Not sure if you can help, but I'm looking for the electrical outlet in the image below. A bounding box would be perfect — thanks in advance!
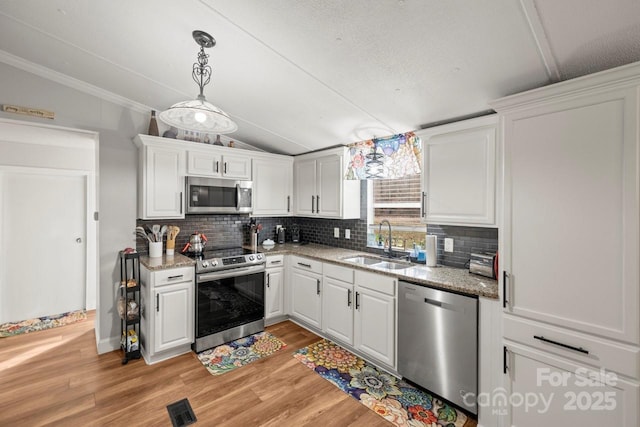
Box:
[345,229,351,239]
[444,238,454,253]
[334,227,340,238]
[276,224,282,231]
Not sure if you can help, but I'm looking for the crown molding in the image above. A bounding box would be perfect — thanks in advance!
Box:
[0,49,153,114]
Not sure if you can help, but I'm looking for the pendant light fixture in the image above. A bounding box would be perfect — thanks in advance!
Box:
[159,30,237,134]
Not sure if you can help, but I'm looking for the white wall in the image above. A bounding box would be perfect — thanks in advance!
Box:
[0,61,144,351]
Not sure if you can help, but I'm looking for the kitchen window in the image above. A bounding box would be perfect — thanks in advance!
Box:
[367,175,426,251]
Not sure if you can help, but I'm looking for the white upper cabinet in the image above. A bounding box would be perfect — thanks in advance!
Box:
[252,156,293,216]
[134,135,185,219]
[494,77,640,346]
[293,147,360,219]
[186,150,251,180]
[417,115,497,227]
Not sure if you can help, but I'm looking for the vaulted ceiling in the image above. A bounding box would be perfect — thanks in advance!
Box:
[1,0,639,154]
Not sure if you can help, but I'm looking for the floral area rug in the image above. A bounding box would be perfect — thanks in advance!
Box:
[294,339,474,427]
[0,309,87,337]
[196,331,286,376]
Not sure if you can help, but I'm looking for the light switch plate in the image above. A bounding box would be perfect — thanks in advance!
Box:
[444,238,454,252]
[334,227,340,238]
[345,229,351,239]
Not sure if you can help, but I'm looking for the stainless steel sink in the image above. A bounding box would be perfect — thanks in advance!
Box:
[371,261,412,270]
[342,256,382,266]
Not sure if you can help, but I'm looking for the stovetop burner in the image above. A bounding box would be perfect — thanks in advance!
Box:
[185,246,265,273]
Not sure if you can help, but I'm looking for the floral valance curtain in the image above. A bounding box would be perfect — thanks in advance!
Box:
[345,132,422,180]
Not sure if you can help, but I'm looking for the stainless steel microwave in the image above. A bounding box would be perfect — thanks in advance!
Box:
[185,177,252,214]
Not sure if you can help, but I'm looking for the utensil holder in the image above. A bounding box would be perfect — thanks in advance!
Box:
[149,241,163,258]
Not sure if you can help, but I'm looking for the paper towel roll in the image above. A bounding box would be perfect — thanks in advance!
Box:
[426,235,437,267]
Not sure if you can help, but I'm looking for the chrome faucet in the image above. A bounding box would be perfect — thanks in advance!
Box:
[379,219,393,258]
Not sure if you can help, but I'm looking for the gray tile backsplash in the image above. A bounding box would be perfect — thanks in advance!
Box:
[136,180,497,267]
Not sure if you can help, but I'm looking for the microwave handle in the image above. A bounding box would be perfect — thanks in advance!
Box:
[236,183,241,211]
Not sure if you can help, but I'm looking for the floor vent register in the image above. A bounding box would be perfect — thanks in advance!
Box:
[166,398,197,427]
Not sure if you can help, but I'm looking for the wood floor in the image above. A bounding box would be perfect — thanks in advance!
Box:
[0,312,393,426]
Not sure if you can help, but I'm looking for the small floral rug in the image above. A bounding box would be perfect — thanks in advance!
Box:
[196,331,286,376]
[0,309,87,338]
[294,339,475,427]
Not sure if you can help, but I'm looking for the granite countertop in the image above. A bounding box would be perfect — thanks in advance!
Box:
[139,252,196,270]
[258,242,498,299]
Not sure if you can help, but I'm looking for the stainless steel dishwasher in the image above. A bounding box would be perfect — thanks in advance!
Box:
[398,281,478,414]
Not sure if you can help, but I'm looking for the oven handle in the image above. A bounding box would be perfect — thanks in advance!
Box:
[198,265,265,282]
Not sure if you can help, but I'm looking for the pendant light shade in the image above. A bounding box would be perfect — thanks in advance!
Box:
[159,30,237,134]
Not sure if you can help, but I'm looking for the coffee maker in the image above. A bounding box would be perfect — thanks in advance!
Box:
[290,224,300,243]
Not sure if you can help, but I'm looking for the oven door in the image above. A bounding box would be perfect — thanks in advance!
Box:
[194,265,265,351]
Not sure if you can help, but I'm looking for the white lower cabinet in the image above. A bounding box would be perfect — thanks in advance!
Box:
[505,342,639,427]
[321,264,396,369]
[354,270,396,368]
[322,265,355,346]
[265,255,285,323]
[289,256,323,329]
[140,265,194,364]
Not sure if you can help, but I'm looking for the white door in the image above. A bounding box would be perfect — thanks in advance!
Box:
[221,154,251,179]
[290,268,322,328]
[294,158,317,215]
[0,171,86,323]
[355,287,395,367]
[154,282,193,353]
[505,343,639,426]
[322,277,354,345]
[317,155,341,217]
[265,267,284,320]
[253,158,292,216]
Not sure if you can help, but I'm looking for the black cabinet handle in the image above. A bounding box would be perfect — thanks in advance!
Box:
[179,192,183,215]
[216,161,219,173]
[316,195,319,212]
[167,275,183,280]
[287,195,290,212]
[297,262,311,268]
[347,289,352,307]
[224,162,228,174]
[311,195,315,213]
[533,335,589,354]
[503,271,509,308]
[271,260,282,265]
[503,346,508,374]
[266,273,270,288]
[316,279,321,295]
[156,294,159,312]
[355,291,360,309]
[421,191,426,217]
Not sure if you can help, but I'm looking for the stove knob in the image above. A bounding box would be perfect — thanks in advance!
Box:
[202,261,209,268]
[211,260,218,266]
[256,254,263,260]
[249,255,255,261]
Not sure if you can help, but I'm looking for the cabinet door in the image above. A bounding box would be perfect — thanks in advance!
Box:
[423,121,496,226]
[144,145,184,219]
[187,150,221,177]
[294,157,317,215]
[317,154,342,217]
[265,267,284,320]
[290,268,322,328]
[505,343,638,427]
[503,88,639,345]
[354,286,395,367]
[222,154,251,179]
[253,158,293,216]
[322,277,354,345]
[154,282,193,353]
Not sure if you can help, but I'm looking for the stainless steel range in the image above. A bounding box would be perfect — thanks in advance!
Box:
[187,247,266,352]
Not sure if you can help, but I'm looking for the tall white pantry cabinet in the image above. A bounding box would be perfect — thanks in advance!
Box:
[491,62,640,426]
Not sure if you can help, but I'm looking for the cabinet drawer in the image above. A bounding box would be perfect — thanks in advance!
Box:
[504,314,640,379]
[290,255,322,274]
[355,270,396,296]
[153,267,194,287]
[324,263,354,283]
[266,255,285,268]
